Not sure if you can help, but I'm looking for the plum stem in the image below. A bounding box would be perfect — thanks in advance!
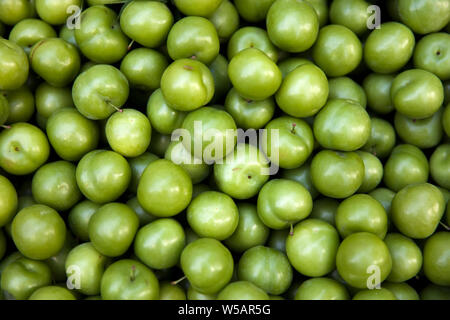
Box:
[106,100,123,113]
[128,40,135,51]
[289,223,294,236]
[130,265,136,282]
[440,221,450,231]
[190,55,197,60]
[171,276,187,286]
[291,123,296,134]
[1,125,10,129]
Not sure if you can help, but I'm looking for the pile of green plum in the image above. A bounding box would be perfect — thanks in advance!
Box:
[0,0,449,301]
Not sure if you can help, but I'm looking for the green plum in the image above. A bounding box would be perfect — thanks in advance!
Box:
[35,83,74,124]
[68,200,100,242]
[101,259,159,300]
[311,150,365,199]
[0,95,8,126]
[31,161,81,211]
[12,204,66,260]
[149,132,171,158]
[224,203,270,253]
[209,54,231,103]
[430,144,450,189]
[275,64,329,117]
[137,159,192,217]
[328,77,367,108]
[174,0,223,17]
[369,189,395,228]
[167,16,219,65]
[363,74,395,115]
[234,0,275,22]
[391,183,445,239]
[0,39,29,91]
[217,281,269,300]
[385,233,422,283]
[180,238,234,294]
[9,18,56,54]
[147,89,186,135]
[59,25,76,47]
[444,104,450,136]
[227,26,278,62]
[314,99,371,151]
[414,33,450,81]
[35,0,81,25]
[1,87,35,124]
[266,0,319,53]
[384,144,429,192]
[391,69,444,119]
[329,0,370,36]
[397,0,450,34]
[263,116,314,169]
[312,25,362,77]
[286,219,340,277]
[214,144,269,199]
[187,286,217,300]
[309,198,339,226]
[278,58,313,78]
[120,0,173,48]
[128,152,159,194]
[46,108,99,161]
[364,22,415,74]
[336,232,392,289]
[76,150,131,204]
[75,5,129,64]
[126,197,158,227]
[209,0,239,43]
[0,175,18,227]
[0,0,35,25]
[362,118,396,159]
[281,161,319,200]
[382,282,419,300]
[421,284,450,300]
[356,151,383,193]
[0,123,49,175]
[28,286,76,300]
[159,282,186,300]
[295,278,349,300]
[423,232,450,286]
[161,59,214,112]
[353,288,396,300]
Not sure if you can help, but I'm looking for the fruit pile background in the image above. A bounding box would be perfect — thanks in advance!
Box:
[0,0,449,301]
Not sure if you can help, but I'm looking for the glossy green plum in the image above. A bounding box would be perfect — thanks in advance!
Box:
[391,69,444,119]
[311,150,365,199]
[120,0,173,48]
[46,108,99,161]
[257,179,313,230]
[0,39,29,91]
[397,0,450,34]
[134,219,185,270]
[0,123,49,175]
[75,6,129,64]
[214,144,269,199]
[228,48,281,101]
[295,278,349,300]
[312,25,362,77]
[120,48,168,91]
[159,282,186,300]
[31,161,81,211]
[174,0,223,17]
[209,0,239,43]
[12,205,66,260]
[161,59,214,112]
[128,152,159,194]
[0,0,35,25]
[187,286,217,300]
[209,54,231,102]
[353,288,396,300]
[29,286,76,300]
[263,116,314,169]
[126,197,158,227]
[309,198,339,226]
[305,0,328,26]
[314,99,371,151]
[0,175,17,227]
[364,22,415,74]
[59,25,76,47]
[76,150,131,204]
[217,281,269,300]
[383,282,419,300]
[224,203,270,253]
[391,183,445,239]
[336,194,388,239]
[267,0,318,53]
[181,106,237,163]
[286,219,340,277]
[362,118,396,159]
[414,33,450,81]
[40,233,75,281]
[383,144,429,192]
[138,159,192,217]
[147,89,186,135]
[1,257,51,300]
[336,232,392,289]
[329,0,370,36]
[227,27,278,62]
[1,87,35,124]
[430,144,450,189]
[167,17,219,65]
[363,74,395,115]
[149,132,171,158]
[224,88,275,130]
[65,242,109,296]
[9,19,56,54]
[101,259,159,300]
[35,0,81,25]
[68,200,100,242]
[238,246,292,295]
[328,77,367,108]
[356,151,383,193]
[165,141,210,184]
[278,58,312,78]
[35,83,74,124]
[234,0,275,22]
[276,64,328,117]
[421,284,450,300]
[385,233,422,283]
[394,109,443,149]
[281,161,319,200]
[423,232,450,286]
[181,238,234,294]
[73,64,129,120]
[187,191,238,240]
[106,109,151,158]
